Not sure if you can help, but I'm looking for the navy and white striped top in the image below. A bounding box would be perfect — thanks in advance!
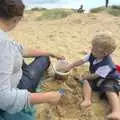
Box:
[82,53,120,79]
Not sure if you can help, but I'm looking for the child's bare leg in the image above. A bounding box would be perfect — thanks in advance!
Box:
[80,80,92,107]
[106,91,120,120]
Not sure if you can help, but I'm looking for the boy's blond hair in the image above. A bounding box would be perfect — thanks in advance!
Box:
[92,34,116,54]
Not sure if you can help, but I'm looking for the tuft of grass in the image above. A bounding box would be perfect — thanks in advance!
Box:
[90,6,105,13]
[36,9,73,21]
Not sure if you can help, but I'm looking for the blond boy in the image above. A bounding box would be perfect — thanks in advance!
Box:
[65,34,120,120]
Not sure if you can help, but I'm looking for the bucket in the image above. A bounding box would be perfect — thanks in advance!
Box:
[52,60,71,80]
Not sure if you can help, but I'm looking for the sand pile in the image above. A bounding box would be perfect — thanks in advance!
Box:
[35,67,109,120]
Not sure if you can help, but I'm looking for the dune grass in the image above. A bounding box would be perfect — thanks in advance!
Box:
[108,5,120,16]
[31,7,47,11]
[90,5,120,17]
[90,6,105,13]
[36,9,73,21]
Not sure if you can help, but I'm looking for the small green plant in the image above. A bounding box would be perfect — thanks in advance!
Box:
[36,9,73,21]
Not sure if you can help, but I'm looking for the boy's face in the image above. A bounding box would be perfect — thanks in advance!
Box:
[91,45,107,59]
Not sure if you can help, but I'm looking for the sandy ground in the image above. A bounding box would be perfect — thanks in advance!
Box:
[11,11,120,120]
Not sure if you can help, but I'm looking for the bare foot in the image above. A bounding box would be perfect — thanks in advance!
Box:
[107,112,120,120]
[80,100,91,108]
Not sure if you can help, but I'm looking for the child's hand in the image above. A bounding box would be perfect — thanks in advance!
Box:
[47,91,62,104]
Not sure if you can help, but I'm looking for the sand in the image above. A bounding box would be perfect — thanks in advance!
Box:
[11,11,120,120]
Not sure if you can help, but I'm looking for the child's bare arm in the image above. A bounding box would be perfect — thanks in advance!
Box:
[71,59,86,68]
[64,59,86,72]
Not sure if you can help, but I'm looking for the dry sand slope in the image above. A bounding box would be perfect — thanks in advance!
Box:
[11,11,120,120]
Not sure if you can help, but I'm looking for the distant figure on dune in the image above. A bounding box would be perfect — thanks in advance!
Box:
[105,0,109,8]
[77,5,84,13]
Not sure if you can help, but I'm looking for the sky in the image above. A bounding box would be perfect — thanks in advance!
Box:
[23,0,120,10]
